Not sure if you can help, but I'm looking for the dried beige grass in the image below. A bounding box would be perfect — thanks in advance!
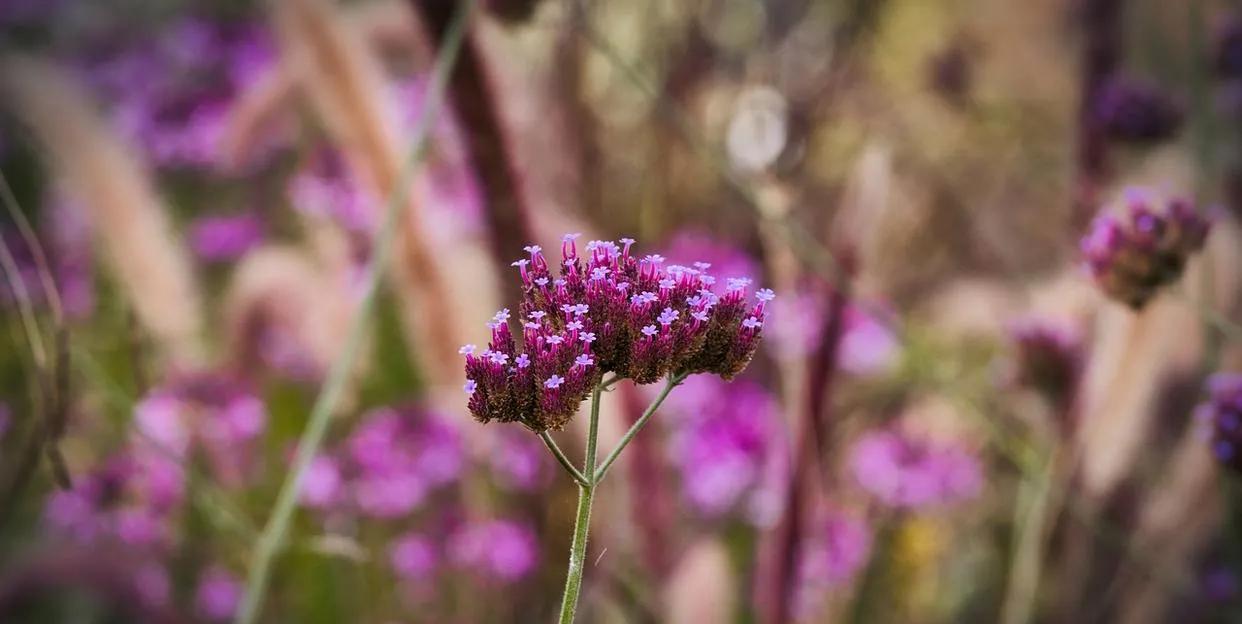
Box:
[664,538,737,624]
[222,243,359,383]
[270,0,483,389]
[1,55,203,365]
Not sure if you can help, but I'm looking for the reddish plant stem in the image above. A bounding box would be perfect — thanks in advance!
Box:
[1075,0,1125,227]
[620,382,675,578]
[410,0,535,299]
[756,284,849,624]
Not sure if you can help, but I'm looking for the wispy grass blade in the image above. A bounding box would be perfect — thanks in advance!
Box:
[235,2,476,622]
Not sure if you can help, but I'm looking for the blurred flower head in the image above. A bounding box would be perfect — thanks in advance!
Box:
[1093,76,1183,145]
[44,455,176,550]
[194,566,242,622]
[465,235,771,431]
[1197,373,1242,472]
[188,213,265,263]
[339,405,464,518]
[1008,318,1083,408]
[390,532,440,582]
[793,509,872,619]
[849,429,983,510]
[1081,188,1210,308]
[74,16,280,170]
[448,519,539,583]
[134,374,267,488]
[666,375,786,522]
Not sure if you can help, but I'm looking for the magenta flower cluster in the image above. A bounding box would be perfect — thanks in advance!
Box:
[464,234,773,431]
[1197,373,1242,472]
[1009,319,1082,407]
[1081,189,1211,308]
[849,429,983,509]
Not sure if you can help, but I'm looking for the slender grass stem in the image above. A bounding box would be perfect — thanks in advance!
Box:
[540,430,589,487]
[593,372,683,484]
[234,3,474,622]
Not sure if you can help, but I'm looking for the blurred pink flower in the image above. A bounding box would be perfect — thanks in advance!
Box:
[195,566,243,622]
[390,532,439,581]
[793,509,872,618]
[666,375,788,524]
[188,213,265,263]
[342,406,464,518]
[299,455,343,510]
[448,519,539,583]
[488,428,550,492]
[849,429,983,509]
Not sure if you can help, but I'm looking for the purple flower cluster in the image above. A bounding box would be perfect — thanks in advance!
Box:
[389,519,540,588]
[44,454,178,550]
[300,406,464,518]
[1009,319,1082,406]
[194,566,243,622]
[75,17,278,170]
[465,235,772,431]
[1081,189,1211,308]
[1092,76,1183,144]
[1197,373,1242,472]
[665,375,787,522]
[188,212,265,263]
[849,429,983,510]
[793,510,872,618]
[133,375,267,488]
[446,519,540,583]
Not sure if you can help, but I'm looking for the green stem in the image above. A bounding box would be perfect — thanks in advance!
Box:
[540,430,589,487]
[557,381,604,623]
[593,372,683,484]
[234,3,474,623]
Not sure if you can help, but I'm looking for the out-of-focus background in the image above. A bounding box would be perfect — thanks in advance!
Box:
[1,0,1241,622]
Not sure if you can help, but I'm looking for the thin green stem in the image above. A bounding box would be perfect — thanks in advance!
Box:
[557,381,605,623]
[540,430,589,487]
[234,3,474,623]
[593,372,684,484]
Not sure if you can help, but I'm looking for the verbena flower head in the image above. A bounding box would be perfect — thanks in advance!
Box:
[1009,318,1083,409]
[1081,189,1211,308]
[465,235,771,431]
[1197,373,1242,472]
[1093,76,1184,144]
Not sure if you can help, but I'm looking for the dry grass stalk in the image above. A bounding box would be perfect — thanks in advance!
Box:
[1,55,204,366]
[270,0,470,389]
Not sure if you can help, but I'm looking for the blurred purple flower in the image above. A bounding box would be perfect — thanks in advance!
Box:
[1,194,95,318]
[390,532,439,581]
[189,213,265,263]
[839,304,900,376]
[488,428,550,491]
[850,429,983,510]
[661,231,759,287]
[1217,16,1242,79]
[44,455,174,549]
[288,147,377,235]
[1082,189,1211,308]
[195,566,243,622]
[793,510,872,618]
[133,374,267,488]
[393,78,485,230]
[133,562,172,610]
[666,375,787,523]
[299,455,343,510]
[343,406,464,518]
[1009,318,1083,408]
[1197,373,1242,472]
[74,17,279,170]
[448,519,539,583]
[1093,75,1183,144]
[1202,566,1240,603]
